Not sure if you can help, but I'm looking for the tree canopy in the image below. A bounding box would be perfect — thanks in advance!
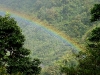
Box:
[77,27,100,75]
[0,14,41,75]
[77,3,100,75]
[91,4,100,22]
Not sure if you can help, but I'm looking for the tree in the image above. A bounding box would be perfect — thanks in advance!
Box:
[59,50,78,75]
[90,4,100,22]
[77,4,100,75]
[77,27,100,75]
[0,14,41,75]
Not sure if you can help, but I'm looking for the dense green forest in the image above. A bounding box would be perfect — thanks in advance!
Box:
[0,0,100,75]
[0,0,99,40]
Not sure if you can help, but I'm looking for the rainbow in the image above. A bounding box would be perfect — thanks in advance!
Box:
[0,6,84,52]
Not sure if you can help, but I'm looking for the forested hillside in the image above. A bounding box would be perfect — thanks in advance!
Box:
[0,0,100,74]
[0,0,99,40]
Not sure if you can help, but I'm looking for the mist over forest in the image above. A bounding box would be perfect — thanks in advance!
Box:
[0,0,100,75]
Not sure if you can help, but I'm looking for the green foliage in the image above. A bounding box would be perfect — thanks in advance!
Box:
[76,4,100,75]
[0,0,100,74]
[91,4,100,22]
[59,50,78,75]
[0,0,99,39]
[77,27,100,75]
[60,67,77,75]
[41,66,60,75]
[0,15,41,75]
[0,0,99,66]
[88,27,100,42]
[59,3,100,75]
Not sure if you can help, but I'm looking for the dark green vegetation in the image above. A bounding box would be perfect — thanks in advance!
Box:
[91,4,100,22]
[77,4,100,75]
[61,27,100,75]
[60,4,100,75]
[0,0,100,75]
[0,15,41,75]
[78,28,100,75]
